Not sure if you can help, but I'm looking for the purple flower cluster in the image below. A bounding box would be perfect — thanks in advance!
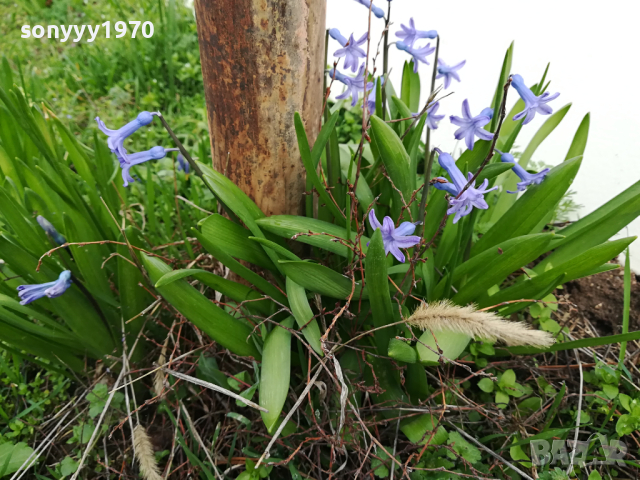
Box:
[353,0,385,18]
[437,59,466,89]
[510,74,560,125]
[328,65,374,108]
[325,8,563,229]
[96,113,178,187]
[432,149,497,224]
[450,100,494,151]
[396,41,436,73]
[395,18,437,48]
[17,270,72,305]
[329,29,368,72]
[497,150,550,193]
[367,210,421,263]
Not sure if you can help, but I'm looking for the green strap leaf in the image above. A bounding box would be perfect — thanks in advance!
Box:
[472,156,582,256]
[453,234,555,305]
[565,113,590,161]
[539,179,640,268]
[369,115,415,221]
[143,254,261,359]
[157,269,273,316]
[249,237,300,261]
[294,112,345,225]
[256,215,369,258]
[491,103,572,221]
[365,229,395,353]
[534,236,636,282]
[200,214,277,271]
[260,317,294,433]
[504,330,640,356]
[400,61,421,112]
[285,278,323,355]
[278,260,367,300]
[192,228,287,305]
[197,162,283,273]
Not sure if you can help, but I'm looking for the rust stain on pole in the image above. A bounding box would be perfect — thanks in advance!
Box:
[195,0,326,216]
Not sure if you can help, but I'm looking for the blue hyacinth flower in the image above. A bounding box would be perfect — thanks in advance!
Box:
[36,216,66,245]
[497,150,550,193]
[367,210,421,263]
[437,59,466,89]
[366,77,385,113]
[450,100,494,151]
[95,111,158,161]
[119,146,179,187]
[176,153,190,174]
[329,29,368,72]
[510,74,560,125]
[354,0,385,18]
[425,102,445,130]
[396,41,436,73]
[432,177,459,196]
[434,149,497,224]
[395,18,437,48]
[17,270,72,305]
[328,64,374,107]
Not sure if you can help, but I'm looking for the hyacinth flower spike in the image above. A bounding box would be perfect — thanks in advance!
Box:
[120,147,180,187]
[17,270,72,305]
[328,65,374,107]
[367,210,421,263]
[497,150,550,193]
[353,0,385,18]
[176,153,190,175]
[425,102,445,130]
[436,59,466,89]
[95,111,158,161]
[510,74,560,125]
[435,148,497,224]
[396,41,436,73]
[37,216,66,246]
[366,77,386,114]
[431,177,459,196]
[395,18,437,48]
[329,29,368,72]
[449,100,494,151]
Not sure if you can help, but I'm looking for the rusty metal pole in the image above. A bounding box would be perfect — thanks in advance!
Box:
[194,0,326,217]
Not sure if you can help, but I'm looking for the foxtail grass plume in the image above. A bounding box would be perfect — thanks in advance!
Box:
[133,425,162,480]
[153,338,169,398]
[407,300,555,348]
